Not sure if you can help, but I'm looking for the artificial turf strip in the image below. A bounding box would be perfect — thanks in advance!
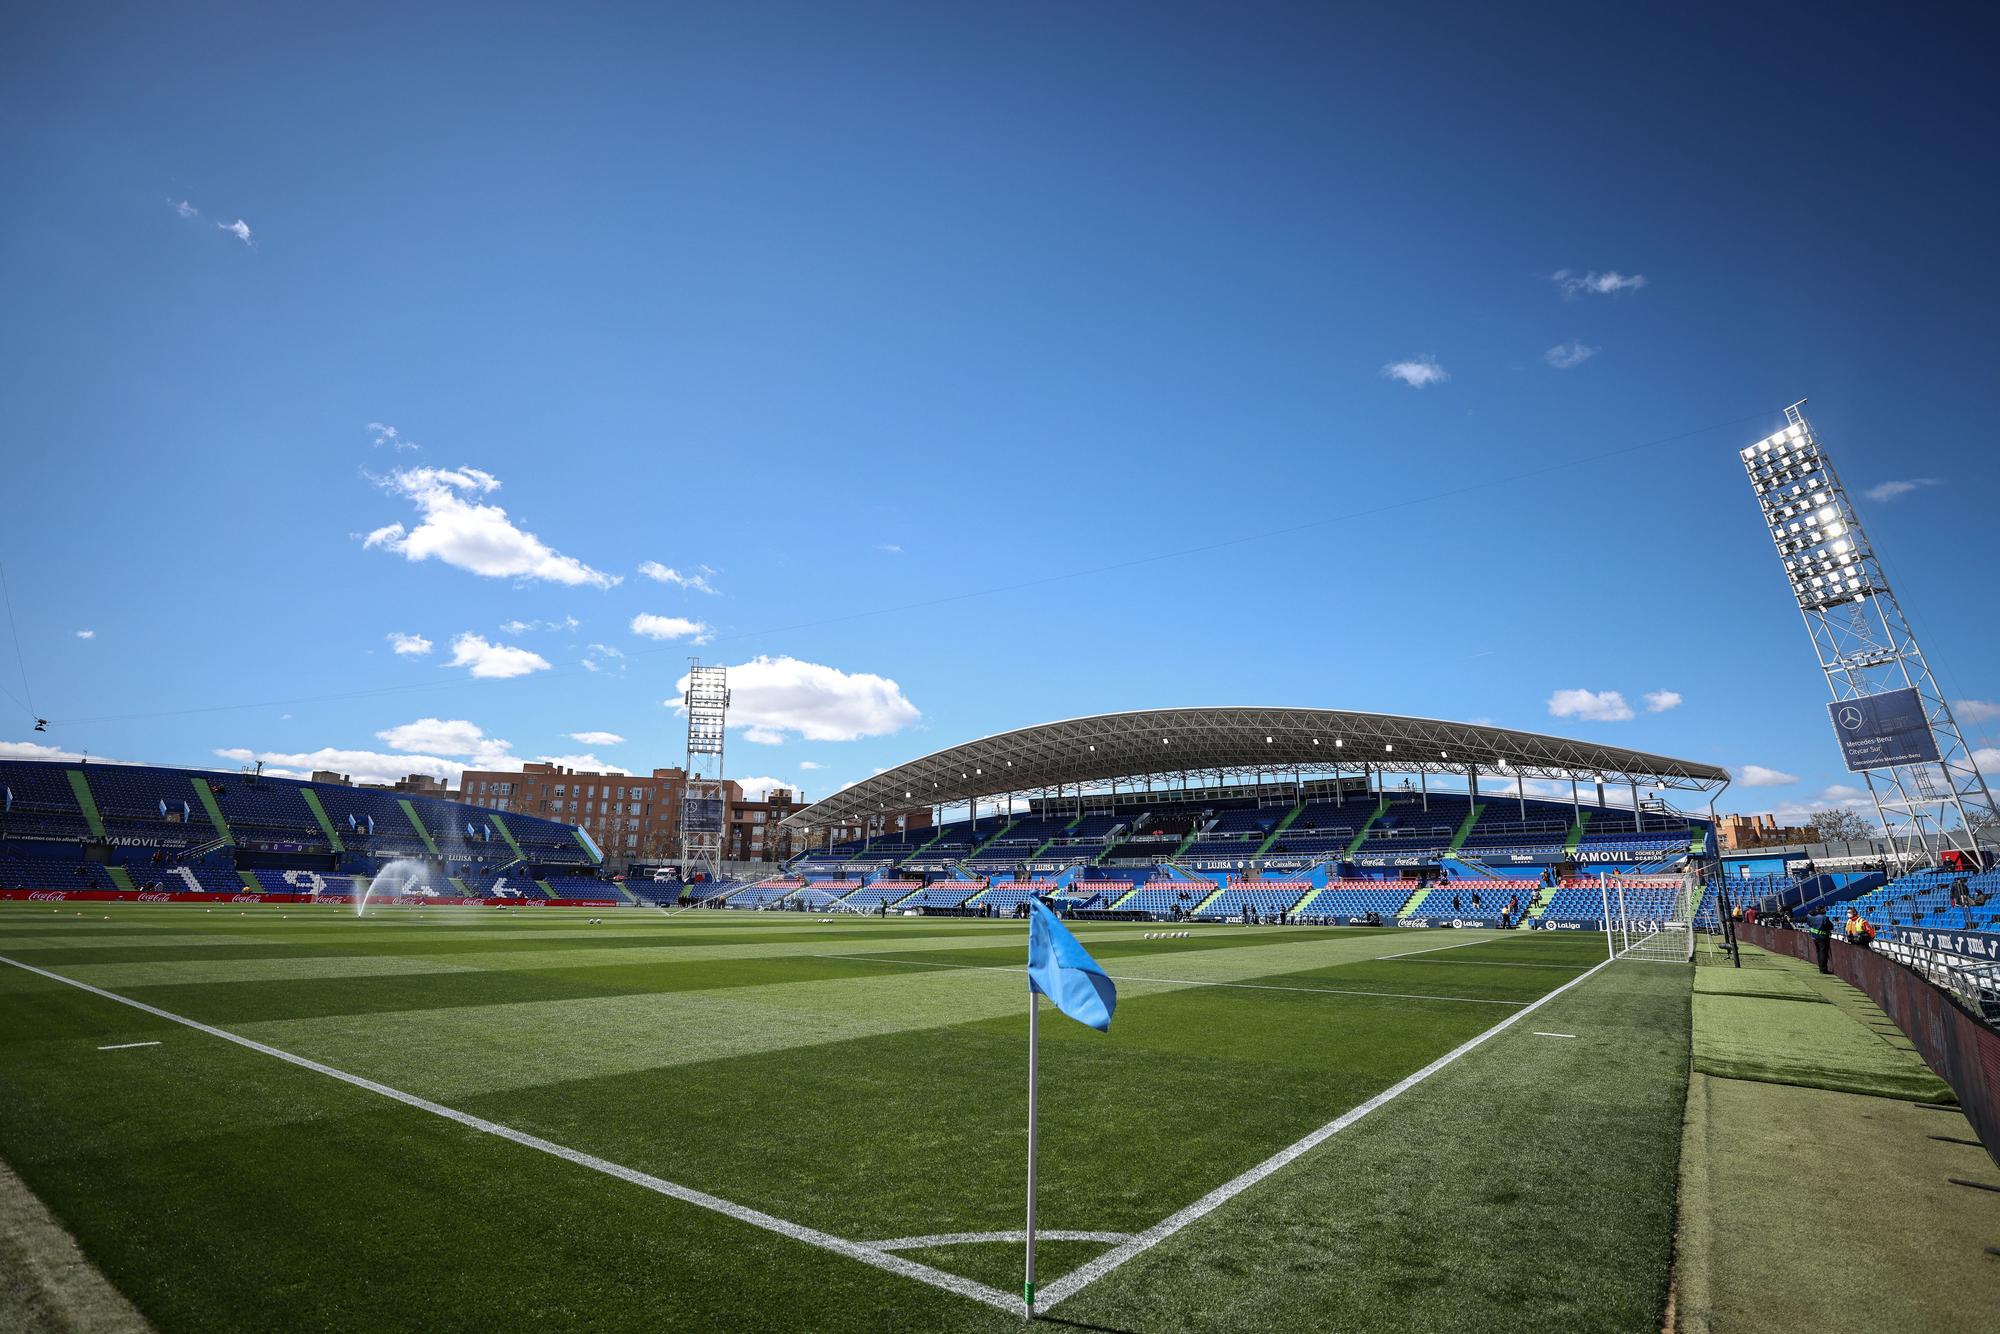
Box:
[1674,1074,2000,1334]
[1689,948,1953,1104]
[1048,962,1695,1334]
[0,906,1656,1331]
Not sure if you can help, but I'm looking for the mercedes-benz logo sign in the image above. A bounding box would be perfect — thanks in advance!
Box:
[1837,705,1865,730]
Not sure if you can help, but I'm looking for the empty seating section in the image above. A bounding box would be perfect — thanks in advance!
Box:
[1540,878,1683,924]
[1304,881,1419,918]
[1118,886,1205,915]
[541,875,618,900]
[903,882,981,908]
[976,884,1055,912]
[0,859,119,891]
[993,814,1070,842]
[84,766,203,837]
[842,880,923,908]
[1194,883,1312,919]
[1416,882,1522,917]
[211,781,322,841]
[1181,833,1263,860]
[124,862,243,893]
[1577,831,1689,859]
[729,878,807,907]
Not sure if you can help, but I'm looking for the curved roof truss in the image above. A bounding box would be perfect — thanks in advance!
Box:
[786,706,1730,829]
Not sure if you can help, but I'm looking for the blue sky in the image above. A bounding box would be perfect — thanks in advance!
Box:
[3,2,1996,821]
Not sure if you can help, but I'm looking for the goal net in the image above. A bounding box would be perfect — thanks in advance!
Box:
[1600,873,1698,964]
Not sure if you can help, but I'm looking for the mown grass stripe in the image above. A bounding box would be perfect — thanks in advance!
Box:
[823,953,1529,1007]
[0,951,1022,1315]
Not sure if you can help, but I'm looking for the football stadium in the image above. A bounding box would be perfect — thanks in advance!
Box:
[7,8,2000,1334]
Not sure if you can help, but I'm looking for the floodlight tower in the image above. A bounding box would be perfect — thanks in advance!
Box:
[1740,401,1998,865]
[679,659,730,883]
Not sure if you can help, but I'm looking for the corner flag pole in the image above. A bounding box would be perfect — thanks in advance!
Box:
[1024,990,1039,1317]
[1024,992,1040,1312]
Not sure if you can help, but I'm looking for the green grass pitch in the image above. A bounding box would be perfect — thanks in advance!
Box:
[0,904,1691,1331]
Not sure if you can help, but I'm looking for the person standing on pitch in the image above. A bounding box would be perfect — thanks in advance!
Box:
[1810,907,1834,974]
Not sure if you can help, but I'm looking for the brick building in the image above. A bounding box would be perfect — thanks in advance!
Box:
[456,762,740,869]
[726,787,803,864]
[1717,812,1817,850]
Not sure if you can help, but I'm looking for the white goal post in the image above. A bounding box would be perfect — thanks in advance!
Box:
[1599,872,1698,964]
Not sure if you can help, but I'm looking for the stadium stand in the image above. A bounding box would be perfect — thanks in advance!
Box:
[0,759,602,900]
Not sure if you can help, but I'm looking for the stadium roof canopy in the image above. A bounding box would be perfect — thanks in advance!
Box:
[785,706,1730,828]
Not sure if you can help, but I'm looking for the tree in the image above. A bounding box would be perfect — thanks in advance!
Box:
[1809,809,1874,844]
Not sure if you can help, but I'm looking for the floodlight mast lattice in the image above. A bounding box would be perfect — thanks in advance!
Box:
[679,660,730,884]
[1740,401,1998,865]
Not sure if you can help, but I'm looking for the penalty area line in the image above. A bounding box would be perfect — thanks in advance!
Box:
[0,952,1020,1316]
[1032,954,1616,1312]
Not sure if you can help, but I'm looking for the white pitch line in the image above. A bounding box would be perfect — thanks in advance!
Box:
[1397,958,1583,970]
[96,1041,161,1051]
[1532,1031,1577,1039]
[1033,955,1614,1311]
[866,1230,1132,1251]
[1374,933,1526,960]
[0,953,1020,1315]
[820,953,1527,1008]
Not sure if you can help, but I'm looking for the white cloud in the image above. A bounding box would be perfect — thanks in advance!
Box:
[1862,478,1941,502]
[171,199,199,219]
[672,655,920,743]
[743,726,786,745]
[1771,783,1880,824]
[447,632,551,680]
[367,422,419,451]
[75,629,95,640]
[1552,269,1645,296]
[567,731,625,747]
[638,561,720,595]
[1,739,133,764]
[1956,699,2000,724]
[374,717,511,761]
[1973,747,2000,775]
[581,643,626,675]
[1547,688,1635,722]
[630,613,711,643]
[1735,764,1800,787]
[535,753,627,774]
[1544,341,1597,369]
[1381,355,1449,389]
[875,543,903,555]
[214,744,515,787]
[799,760,824,770]
[364,464,618,588]
[734,775,791,800]
[499,615,580,634]
[218,219,253,245]
[1642,690,1683,713]
[387,631,433,656]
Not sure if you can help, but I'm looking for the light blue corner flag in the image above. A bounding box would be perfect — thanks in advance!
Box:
[1026,898,1116,1032]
